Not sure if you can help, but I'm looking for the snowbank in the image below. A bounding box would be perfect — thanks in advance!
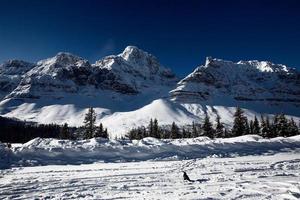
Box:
[2,135,300,169]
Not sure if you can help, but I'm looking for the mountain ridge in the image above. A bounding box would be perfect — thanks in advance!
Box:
[0,47,299,137]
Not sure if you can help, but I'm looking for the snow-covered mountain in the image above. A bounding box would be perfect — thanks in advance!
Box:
[4,46,176,100]
[0,48,299,137]
[171,57,300,104]
[169,57,300,126]
[0,46,179,130]
[0,60,35,99]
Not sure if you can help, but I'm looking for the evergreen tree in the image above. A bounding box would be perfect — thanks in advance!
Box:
[273,113,289,137]
[95,123,108,138]
[232,107,248,137]
[149,119,154,137]
[104,128,108,138]
[252,116,260,135]
[170,122,179,139]
[182,127,188,138]
[202,114,214,138]
[128,128,137,140]
[95,123,103,137]
[260,115,266,137]
[215,114,224,138]
[59,123,70,139]
[224,129,229,138]
[261,115,274,138]
[287,118,299,137]
[140,126,147,138]
[249,120,254,135]
[83,107,97,139]
[191,121,198,138]
[153,118,159,138]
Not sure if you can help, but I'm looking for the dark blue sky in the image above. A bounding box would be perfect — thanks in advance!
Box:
[0,0,299,76]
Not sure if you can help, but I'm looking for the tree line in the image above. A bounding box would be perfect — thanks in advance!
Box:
[1,106,299,143]
[0,107,108,143]
[127,107,300,140]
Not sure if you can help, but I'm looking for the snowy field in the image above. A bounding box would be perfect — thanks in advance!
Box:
[0,135,300,199]
[0,152,300,199]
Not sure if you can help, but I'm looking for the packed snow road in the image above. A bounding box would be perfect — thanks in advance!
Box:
[0,152,300,200]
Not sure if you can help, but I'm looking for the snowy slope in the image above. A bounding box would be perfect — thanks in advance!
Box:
[1,135,300,168]
[1,153,299,199]
[1,136,300,199]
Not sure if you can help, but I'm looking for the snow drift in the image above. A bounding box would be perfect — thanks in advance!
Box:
[1,135,300,169]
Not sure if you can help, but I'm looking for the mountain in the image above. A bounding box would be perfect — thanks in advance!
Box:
[0,60,35,99]
[169,57,300,126]
[0,48,299,137]
[4,47,176,101]
[171,57,300,104]
[0,46,179,130]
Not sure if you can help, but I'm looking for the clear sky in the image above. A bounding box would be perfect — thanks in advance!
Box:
[0,0,299,76]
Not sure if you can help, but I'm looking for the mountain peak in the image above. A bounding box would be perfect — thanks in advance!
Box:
[37,52,88,68]
[53,52,83,63]
[120,46,158,64]
[121,46,145,58]
[202,57,295,74]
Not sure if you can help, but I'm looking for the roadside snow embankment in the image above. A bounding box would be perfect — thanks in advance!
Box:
[2,135,300,169]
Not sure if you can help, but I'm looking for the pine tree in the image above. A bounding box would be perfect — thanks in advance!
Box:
[104,128,108,138]
[232,107,248,137]
[252,116,260,135]
[265,116,272,138]
[260,115,266,137]
[59,123,70,139]
[95,123,108,138]
[287,118,298,137]
[95,123,103,138]
[260,115,271,137]
[249,120,254,135]
[182,128,188,138]
[202,114,214,139]
[191,121,198,138]
[215,114,224,138]
[273,113,289,137]
[149,119,154,137]
[224,128,229,138]
[153,118,159,138]
[141,126,147,138]
[170,122,179,139]
[83,107,97,139]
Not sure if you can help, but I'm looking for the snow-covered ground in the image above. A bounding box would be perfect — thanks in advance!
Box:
[0,135,300,199]
[0,152,299,199]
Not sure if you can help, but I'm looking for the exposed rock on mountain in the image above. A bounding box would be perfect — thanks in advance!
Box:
[171,57,300,104]
[0,60,35,99]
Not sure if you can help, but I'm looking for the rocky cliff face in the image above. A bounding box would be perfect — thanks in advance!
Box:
[170,57,300,105]
[0,60,35,99]
[2,46,177,100]
[93,46,176,94]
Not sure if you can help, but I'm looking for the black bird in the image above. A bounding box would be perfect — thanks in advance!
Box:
[183,171,192,182]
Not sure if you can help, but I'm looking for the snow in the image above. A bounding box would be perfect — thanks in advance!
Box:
[0,47,299,137]
[1,135,300,169]
[0,149,299,199]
